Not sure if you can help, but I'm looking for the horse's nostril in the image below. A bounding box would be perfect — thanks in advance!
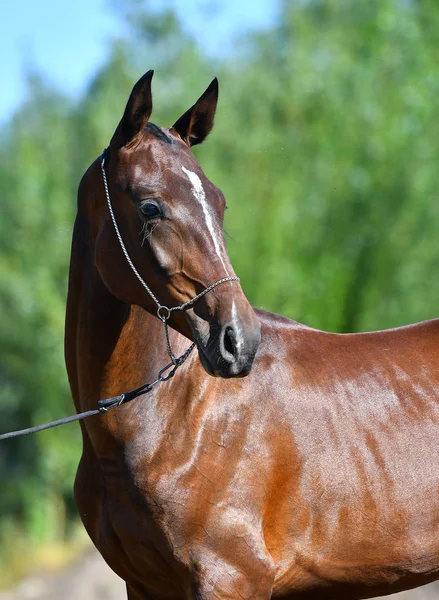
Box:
[223,326,238,358]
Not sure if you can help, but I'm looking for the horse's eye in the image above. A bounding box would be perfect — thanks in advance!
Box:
[139,201,161,220]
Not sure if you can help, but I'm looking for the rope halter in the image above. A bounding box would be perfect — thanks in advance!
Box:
[100,148,240,366]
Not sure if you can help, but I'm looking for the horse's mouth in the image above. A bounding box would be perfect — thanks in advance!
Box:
[196,344,218,376]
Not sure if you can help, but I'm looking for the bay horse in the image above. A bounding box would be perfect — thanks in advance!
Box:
[65,70,439,600]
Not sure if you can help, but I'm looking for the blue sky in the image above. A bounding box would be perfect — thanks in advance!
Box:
[0,0,279,123]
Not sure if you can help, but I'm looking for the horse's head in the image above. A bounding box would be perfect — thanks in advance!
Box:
[93,70,260,378]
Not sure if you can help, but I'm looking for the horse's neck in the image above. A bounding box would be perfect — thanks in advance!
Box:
[65,214,167,414]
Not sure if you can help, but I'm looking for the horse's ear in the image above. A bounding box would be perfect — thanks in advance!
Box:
[172,78,218,147]
[117,70,154,146]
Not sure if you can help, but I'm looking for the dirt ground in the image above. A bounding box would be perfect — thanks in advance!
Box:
[0,546,125,600]
[1,542,439,600]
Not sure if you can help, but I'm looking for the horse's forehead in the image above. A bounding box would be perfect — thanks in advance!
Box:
[127,134,211,191]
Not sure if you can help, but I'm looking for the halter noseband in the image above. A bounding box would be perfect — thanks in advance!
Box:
[100,148,239,367]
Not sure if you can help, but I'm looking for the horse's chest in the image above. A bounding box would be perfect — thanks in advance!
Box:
[98,472,190,596]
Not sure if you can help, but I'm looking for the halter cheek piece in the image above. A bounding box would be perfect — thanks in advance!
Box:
[100,148,240,368]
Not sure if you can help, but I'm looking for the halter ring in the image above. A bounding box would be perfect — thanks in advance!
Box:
[157,305,172,322]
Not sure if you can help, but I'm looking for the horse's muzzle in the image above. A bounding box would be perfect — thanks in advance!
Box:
[196,316,261,378]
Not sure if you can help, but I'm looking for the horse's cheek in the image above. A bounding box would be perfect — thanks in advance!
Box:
[150,229,183,276]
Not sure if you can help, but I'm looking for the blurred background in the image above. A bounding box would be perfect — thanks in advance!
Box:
[1,0,439,597]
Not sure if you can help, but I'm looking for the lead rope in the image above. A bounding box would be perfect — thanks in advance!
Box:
[0,149,239,441]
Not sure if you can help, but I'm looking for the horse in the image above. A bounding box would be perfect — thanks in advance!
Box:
[65,70,439,600]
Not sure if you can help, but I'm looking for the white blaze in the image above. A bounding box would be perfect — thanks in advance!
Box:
[182,166,229,276]
[231,300,243,349]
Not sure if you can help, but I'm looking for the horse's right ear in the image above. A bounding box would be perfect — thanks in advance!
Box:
[114,70,154,147]
[172,78,219,147]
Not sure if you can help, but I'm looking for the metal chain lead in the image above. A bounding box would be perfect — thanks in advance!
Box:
[101,149,161,306]
[101,148,239,369]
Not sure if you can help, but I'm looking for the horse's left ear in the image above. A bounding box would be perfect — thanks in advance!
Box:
[172,78,218,147]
